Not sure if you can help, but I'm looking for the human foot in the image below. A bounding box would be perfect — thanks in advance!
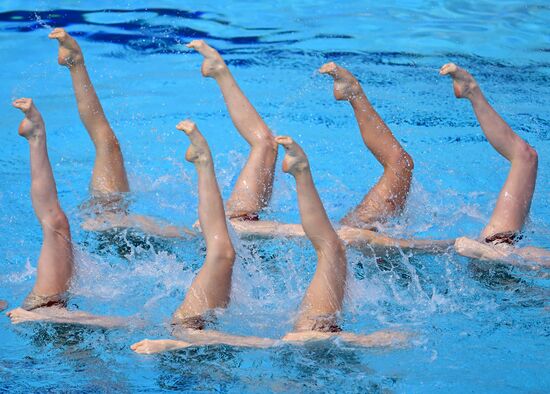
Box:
[176,120,212,165]
[0,300,7,312]
[12,98,45,140]
[48,28,84,68]
[275,136,309,175]
[6,307,44,324]
[186,40,228,78]
[439,63,479,99]
[319,62,364,101]
[131,339,191,354]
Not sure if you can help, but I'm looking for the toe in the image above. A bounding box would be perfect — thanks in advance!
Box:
[439,63,457,75]
[176,119,197,134]
[274,136,291,147]
[186,40,204,49]
[319,62,337,74]
[48,28,66,39]
[12,99,31,110]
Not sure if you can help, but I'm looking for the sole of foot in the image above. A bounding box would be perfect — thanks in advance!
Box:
[176,120,212,165]
[275,136,309,175]
[439,62,479,99]
[48,27,84,67]
[319,61,363,101]
[186,40,227,78]
[12,98,45,139]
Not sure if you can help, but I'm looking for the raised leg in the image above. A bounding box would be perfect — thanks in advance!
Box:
[276,136,347,331]
[49,28,129,196]
[319,62,414,228]
[187,40,277,219]
[440,63,538,238]
[12,98,73,300]
[172,120,236,322]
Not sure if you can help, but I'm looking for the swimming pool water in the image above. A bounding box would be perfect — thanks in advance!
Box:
[0,1,549,392]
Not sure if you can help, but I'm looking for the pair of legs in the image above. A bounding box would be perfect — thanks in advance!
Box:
[50,28,276,233]
[319,62,414,227]
[186,42,452,253]
[190,41,413,227]
[7,100,126,326]
[55,28,424,251]
[132,128,407,354]
[6,102,405,348]
[48,29,192,237]
[441,64,549,266]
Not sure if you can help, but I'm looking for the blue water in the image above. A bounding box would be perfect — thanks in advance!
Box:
[1,1,549,392]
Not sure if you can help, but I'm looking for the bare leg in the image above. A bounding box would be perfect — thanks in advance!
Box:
[276,136,347,331]
[12,98,73,299]
[440,63,538,238]
[172,120,236,321]
[187,40,277,219]
[319,62,414,228]
[49,28,129,196]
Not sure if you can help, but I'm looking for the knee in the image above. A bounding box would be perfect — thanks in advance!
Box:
[388,150,414,176]
[42,211,70,234]
[250,132,277,152]
[209,244,236,264]
[401,151,414,173]
[92,127,123,153]
[320,237,346,262]
[514,142,538,168]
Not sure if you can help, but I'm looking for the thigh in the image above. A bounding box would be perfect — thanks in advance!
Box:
[341,167,411,227]
[481,160,537,238]
[34,229,73,296]
[226,148,276,217]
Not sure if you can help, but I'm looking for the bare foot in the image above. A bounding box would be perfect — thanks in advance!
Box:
[0,300,7,312]
[12,98,45,140]
[6,307,44,324]
[131,339,191,354]
[275,136,309,175]
[48,28,84,68]
[439,63,479,99]
[176,120,213,165]
[319,62,364,101]
[186,40,228,78]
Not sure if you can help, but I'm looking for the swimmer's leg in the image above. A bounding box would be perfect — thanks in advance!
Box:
[320,62,413,227]
[172,120,236,321]
[187,40,277,219]
[440,63,538,238]
[0,300,7,312]
[276,136,347,331]
[49,28,129,195]
[12,98,73,300]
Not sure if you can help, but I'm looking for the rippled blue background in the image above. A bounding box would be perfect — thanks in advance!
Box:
[0,1,549,392]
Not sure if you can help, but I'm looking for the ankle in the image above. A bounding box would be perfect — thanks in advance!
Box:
[27,131,46,143]
[466,85,482,101]
[349,92,369,107]
[68,61,86,72]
